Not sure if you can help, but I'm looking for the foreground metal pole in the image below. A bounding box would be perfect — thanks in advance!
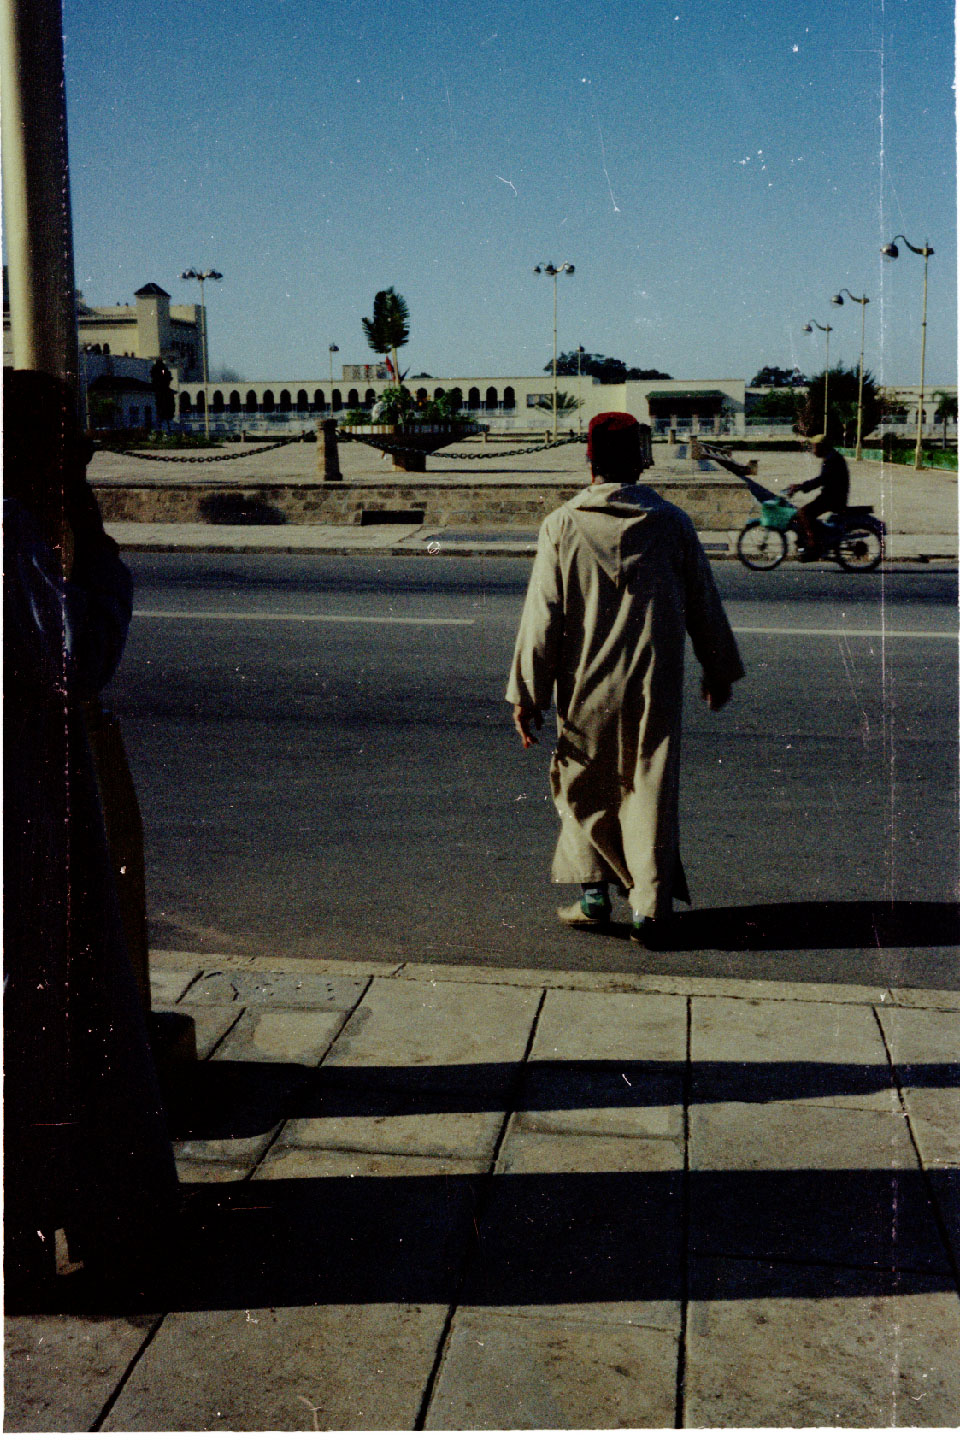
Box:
[0,0,78,389]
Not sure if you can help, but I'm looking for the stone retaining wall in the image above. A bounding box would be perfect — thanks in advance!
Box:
[92,476,755,530]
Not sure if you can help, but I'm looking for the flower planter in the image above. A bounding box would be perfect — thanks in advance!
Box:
[338,422,480,471]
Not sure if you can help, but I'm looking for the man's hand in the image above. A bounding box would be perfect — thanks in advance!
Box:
[701,675,732,711]
[513,702,544,748]
[784,483,799,496]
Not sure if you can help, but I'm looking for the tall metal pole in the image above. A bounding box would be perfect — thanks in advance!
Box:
[823,327,830,434]
[0,0,78,390]
[198,274,210,442]
[880,236,934,471]
[552,270,559,443]
[916,246,929,470]
[856,300,866,461]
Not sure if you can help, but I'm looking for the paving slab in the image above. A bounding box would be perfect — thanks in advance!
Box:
[688,1100,950,1274]
[178,969,368,1010]
[174,1124,282,1172]
[321,977,541,1094]
[101,1304,447,1431]
[276,1105,504,1161]
[890,986,960,1011]
[877,1005,960,1166]
[685,1256,960,1427]
[425,1308,678,1429]
[690,995,898,1110]
[148,967,201,1005]
[254,1146,487,1179]
[212,1006,346,1064]
[241,952,400,977]
[150,949,238,970]
[532,987,686,1061]
[166,1003,240,1060]
[4,1312,161,1432]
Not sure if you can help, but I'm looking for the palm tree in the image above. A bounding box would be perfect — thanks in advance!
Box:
[933,391,958,447]
[361,288,410,385]
[534,390,582,417]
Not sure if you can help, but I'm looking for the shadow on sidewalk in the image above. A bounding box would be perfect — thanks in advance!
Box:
[167,1058,960,1137]
[28,1166,956,1317]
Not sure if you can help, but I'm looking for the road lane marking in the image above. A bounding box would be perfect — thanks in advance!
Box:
[731,625,957,640]
[133,608,475,626]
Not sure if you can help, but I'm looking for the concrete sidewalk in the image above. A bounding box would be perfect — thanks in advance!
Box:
[6,950,959,1429]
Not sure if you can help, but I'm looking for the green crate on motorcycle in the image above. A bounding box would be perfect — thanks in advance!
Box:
[760,497,796,530]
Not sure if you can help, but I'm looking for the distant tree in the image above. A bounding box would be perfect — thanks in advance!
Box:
[797,365,880,443]
[750,365,807,388]
[534,390,583,416]
[549,351,672,383]
[212,365,242,383]
[933,390,958,445]
[362,287,410,384]
[749,388,804,422]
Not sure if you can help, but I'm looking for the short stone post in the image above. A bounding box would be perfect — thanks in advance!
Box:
[316,418,343,483]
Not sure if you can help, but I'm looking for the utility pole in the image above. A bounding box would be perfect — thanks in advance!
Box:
[1,0,79,390]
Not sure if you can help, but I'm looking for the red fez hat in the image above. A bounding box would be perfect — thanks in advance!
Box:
[587,411,641,471]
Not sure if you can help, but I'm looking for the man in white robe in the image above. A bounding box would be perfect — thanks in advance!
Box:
[506,412,744,945]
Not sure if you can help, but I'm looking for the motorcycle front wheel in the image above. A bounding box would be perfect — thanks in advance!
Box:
[836,524,883,573]
[737,520,787,570]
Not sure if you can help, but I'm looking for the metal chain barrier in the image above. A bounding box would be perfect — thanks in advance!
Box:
[95,434,307,463]
[96,430,584,465]
[344,432,584,460]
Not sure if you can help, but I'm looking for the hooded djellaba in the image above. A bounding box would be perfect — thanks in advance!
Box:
[506,411,745,939]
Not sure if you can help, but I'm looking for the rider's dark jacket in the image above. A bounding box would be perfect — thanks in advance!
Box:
[794,449,850,513]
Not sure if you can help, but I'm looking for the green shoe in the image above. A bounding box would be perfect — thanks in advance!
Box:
[557,896,611,928]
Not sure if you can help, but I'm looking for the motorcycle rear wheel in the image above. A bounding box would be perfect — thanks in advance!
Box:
[836,524,883,573]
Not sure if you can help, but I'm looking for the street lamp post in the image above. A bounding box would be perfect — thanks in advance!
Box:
[831,288,870,460]
[802,318,833,435]
[881,235,934,470]
[534,261,575,442]
[328,343,339,412]
[180,267,222,441]
[576,345,586,438]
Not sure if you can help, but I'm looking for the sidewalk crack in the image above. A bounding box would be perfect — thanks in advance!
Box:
[674,994,692,1429]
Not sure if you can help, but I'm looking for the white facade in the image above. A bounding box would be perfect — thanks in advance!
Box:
[174,373,749,435]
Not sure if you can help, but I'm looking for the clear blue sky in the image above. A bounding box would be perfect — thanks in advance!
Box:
[61,0,956,385]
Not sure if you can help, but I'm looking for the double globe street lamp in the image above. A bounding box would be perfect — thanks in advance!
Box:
[180,267,222,441]
[802,318,833,436]
[881,235,934,470]
[831,288,870,460]
[534,261,575,442]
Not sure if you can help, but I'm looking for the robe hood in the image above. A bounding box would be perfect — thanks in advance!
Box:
[563,482,674,584]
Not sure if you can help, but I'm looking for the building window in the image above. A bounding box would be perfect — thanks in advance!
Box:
[332,389,342,411]
[245,389,258,414]
[297,389,309,412]
[526,393,551,408]
[278,389,292,412]
[129,406,139,423]
[364,388,376,408]
[262,389,275,412]
[212,390,225,413]
[503,386,516,411]
[468,386,481,409]
[486,386,498,409]
[347,388,359,406]
[179,393,192,415]
[313,389,325,410]
[229,390,241,412]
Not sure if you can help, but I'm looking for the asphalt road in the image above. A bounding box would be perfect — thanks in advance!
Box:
[106,553,960,988]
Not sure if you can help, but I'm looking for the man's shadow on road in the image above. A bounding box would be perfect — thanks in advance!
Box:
[609,900,960,952]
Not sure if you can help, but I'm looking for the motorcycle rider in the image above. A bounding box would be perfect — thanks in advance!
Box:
[785,434,850,560]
